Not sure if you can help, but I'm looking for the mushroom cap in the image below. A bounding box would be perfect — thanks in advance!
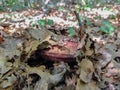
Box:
[39,38,78,61]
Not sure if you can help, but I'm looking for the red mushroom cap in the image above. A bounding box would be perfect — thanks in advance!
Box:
[39,38,78,61]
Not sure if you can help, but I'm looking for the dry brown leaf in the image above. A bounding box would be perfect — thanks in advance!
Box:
[0,36,4,43]
[80,59,94,83]
[76,79,100,90]
[0,74,16,88]
[95,48,112,68]
[84,37,94,56]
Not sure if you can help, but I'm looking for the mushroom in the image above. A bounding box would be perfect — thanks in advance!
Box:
[39,38,79,62]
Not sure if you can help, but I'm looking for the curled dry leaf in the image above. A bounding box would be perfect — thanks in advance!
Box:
[76,79,100,90]
[0,74,17,88]
[105,42,120,59]
[29,29,53,41]
[103,60,120,81]
[80,59,94,83]
[84,37,94,56]
[0,55,8,74]
[0,38,22,59]
[93,48,112,76]
[95,48,112,68]
[26,62,66,89]
[34,77,49,90]
[0,36,4,43]
[49,62,67,84]
[65,75,76,87]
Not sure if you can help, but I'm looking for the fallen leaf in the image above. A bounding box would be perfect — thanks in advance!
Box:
[0,36,4,43]
[37,19,46,26]
[100,20,114,34]
[95,48,112,68]
[80,59,94,83]
[0,74,17,88]
[76,79,100,90]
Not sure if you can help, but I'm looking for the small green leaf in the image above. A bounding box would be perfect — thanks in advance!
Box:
[81,5,92,10]
[68,27,75,37]
[96,16,101,19]
[8,14,14,17]
[86,18,92,26]
[37,19,46,26]
[58,6,64,11]
[46,19,54,25]
[109,14,116,19]
[100,20,114,34]
[103,7,111,11]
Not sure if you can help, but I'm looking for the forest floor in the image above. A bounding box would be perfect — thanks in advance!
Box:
[0,4,120,90]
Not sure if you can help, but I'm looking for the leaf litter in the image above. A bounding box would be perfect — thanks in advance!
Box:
[0,3,120,90]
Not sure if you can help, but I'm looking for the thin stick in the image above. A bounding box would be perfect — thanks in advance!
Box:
[74,11,84,40]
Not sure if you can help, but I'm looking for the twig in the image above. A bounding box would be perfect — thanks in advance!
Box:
[74,11,84,40]
[74,11,82,26]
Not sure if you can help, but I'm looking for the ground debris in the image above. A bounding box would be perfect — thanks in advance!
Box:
[0,4,120,90]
